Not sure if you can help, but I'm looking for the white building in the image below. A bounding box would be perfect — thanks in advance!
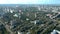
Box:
[58,12,60,14]
[18,31,23,34]
[46,14,52,19]
[30,20,39,24]
[10,9,14,13]
[26,18,29,21]
[18,31,30,34]
[51,29,60,34]
[26,32,30,34]
[13,14,19,17]
[35,13,37,18]
[18,31,24,34]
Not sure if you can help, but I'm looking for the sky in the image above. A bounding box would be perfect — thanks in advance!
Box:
[0,0,60,4]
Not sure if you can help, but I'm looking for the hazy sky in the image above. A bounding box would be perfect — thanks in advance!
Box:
[0,0,60,4]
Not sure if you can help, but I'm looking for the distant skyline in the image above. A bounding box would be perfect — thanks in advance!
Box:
[0,0,60,4]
